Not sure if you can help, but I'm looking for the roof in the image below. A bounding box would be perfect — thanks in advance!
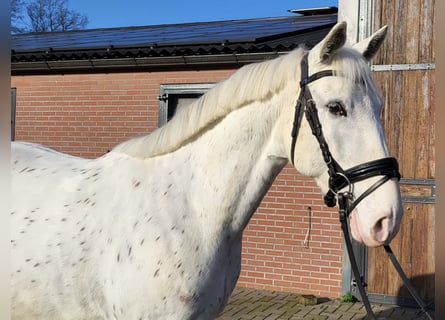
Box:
[11,11,337,74]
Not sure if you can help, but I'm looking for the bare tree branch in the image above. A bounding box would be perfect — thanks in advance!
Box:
[11,0,89,33]
[11,0,26,33]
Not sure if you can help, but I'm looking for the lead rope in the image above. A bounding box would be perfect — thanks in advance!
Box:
[383,245,434,320]
[338,193,377,319]
[339,193,434,319]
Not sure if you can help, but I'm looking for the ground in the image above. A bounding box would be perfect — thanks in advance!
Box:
[216,287,434,320]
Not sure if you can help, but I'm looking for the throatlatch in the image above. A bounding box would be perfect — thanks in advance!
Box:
[291,53,434,320]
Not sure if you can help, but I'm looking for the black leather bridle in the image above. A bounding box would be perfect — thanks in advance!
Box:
[290,53,401,210]
[289,53,433,320]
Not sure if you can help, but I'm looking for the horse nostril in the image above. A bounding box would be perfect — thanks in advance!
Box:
[373,217,389,243]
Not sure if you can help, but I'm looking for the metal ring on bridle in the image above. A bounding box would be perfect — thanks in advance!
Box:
[329,172,353,196]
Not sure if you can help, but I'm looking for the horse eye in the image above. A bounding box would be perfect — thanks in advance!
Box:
[326,102,347,117]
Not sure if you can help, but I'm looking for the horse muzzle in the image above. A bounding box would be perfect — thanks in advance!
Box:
[349,203,402,247]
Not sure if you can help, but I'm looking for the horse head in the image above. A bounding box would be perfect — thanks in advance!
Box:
[283,22,403,247]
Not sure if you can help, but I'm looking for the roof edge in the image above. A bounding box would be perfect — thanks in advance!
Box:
[11,52,288,75]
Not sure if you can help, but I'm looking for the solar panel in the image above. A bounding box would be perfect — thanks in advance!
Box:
[12,15,337,52]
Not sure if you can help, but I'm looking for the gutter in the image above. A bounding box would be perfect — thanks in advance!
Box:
[11,51,290,75]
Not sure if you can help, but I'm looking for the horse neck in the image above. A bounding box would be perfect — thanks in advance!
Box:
[172,99,288,237]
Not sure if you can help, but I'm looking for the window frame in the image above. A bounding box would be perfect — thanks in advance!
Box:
[11,87,16,141]
[158,83,215,127]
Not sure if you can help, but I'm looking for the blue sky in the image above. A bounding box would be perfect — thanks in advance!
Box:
[69,0,338,29]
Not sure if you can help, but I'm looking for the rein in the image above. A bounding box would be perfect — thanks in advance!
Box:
[291,53,433,319]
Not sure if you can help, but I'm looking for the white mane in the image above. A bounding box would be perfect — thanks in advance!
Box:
[112,49,305,158]
[112,45,378,159]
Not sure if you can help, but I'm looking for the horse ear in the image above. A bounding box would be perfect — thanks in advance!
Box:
[311,21,347,64]
[353,25,388,61]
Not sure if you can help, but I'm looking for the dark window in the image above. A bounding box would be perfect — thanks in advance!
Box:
[158,83,215,127]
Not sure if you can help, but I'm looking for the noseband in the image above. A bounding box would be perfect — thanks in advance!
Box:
[290,53,400,211]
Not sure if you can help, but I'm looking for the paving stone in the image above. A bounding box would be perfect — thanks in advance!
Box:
[296,295,318,306]
[216,287,431,320]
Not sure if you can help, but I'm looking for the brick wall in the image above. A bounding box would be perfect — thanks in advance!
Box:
[11,71,343,298]
[238,166,342,296]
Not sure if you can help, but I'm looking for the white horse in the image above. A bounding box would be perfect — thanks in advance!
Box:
[11,22,403,319]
